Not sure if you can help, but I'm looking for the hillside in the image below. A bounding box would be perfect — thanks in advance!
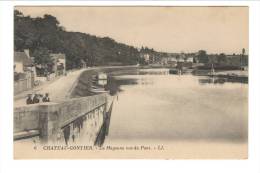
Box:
[14,10,150,69]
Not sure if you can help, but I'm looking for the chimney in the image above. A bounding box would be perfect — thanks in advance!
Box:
[24,49,30,58]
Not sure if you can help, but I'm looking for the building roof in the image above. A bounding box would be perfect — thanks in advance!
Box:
[14,52,32,66]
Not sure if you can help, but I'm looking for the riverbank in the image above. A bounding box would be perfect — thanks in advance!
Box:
[69,66,138,98]
[192,69,248,83]
[14,66,138,107]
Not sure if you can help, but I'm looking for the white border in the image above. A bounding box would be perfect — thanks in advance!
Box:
[0,1,260,173]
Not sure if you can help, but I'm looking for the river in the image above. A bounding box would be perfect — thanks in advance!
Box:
[103,68,248,159]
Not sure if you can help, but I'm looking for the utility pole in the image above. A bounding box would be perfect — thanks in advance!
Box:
[241,48,245,70]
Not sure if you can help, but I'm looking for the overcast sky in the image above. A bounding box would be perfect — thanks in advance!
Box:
[16,6,248,54]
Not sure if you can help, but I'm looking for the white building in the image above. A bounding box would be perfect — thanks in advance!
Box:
[186,56,194,63]
[50,53,66,76]
[143,53,150,63]
[14,50,33,73]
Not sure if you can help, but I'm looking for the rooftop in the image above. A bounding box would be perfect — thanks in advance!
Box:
[14,52,32,66]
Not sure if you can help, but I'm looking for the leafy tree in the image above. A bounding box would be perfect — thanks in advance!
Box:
[14,10,144,69]
[32,47,52,66]
[197,50,209,64]
[242,48,245,55]
[217,53,227,64]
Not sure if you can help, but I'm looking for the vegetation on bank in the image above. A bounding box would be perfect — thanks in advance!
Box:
[196,50,248,68]
[14,10,157,70]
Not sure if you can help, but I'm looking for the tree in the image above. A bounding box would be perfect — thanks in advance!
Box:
[217,53,227,64]
[197,50,208,64]
[14,10,23,18]
[32,47,52,66]
[242,48,245,55]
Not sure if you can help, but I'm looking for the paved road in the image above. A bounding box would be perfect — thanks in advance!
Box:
[14,69,85,107]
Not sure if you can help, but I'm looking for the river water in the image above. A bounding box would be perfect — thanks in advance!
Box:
[103,68,248,158]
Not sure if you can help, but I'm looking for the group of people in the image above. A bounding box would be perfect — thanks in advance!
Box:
[26,93,50,105]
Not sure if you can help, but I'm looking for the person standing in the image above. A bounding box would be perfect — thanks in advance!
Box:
[42,93,50,102]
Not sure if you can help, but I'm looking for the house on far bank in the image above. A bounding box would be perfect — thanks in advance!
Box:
[161,56,177,66]
[183,56,194,68]
[142,53,150,63]
[50,53,66,76]
[185,56,194,63]
[168,57,178,67]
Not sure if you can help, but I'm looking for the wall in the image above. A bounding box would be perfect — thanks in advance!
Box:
[14,104,41,133]
[14,62,24,73]
[14,93,107,144]
[14,71,34,95]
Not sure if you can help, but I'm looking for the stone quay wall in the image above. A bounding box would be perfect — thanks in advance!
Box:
[14,93,108,144]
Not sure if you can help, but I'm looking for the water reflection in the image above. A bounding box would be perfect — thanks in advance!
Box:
[199,77,227,85]
[138,68,169,75]
[105,68,248,144]
[198,76,247,85]
[106,69,248,94]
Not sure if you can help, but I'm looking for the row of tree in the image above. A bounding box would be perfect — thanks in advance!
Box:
[197,50,248,66]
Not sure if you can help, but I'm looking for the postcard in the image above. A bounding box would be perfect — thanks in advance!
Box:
[13,6,248,159]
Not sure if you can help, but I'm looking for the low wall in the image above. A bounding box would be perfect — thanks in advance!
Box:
[70,66,138,98]
[14,93,107,143]
[14,104,41,133]
[14,76,34,95]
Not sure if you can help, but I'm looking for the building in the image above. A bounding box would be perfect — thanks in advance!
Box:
[160,56,178,66]
[168,57,178,66]
[14,50,35,94]
[185,56,194,63]
[80,59,87,68]
[143,53,150,63]
[14,50,33,73]
[50,53,66,76]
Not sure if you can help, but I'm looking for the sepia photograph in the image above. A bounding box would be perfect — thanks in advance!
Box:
[13,6,248,159]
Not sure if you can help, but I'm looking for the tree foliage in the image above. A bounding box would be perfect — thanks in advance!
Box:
[217,53,227,64]
[14,10,143,69]
[197,50,208,64]
[32,47,52,65]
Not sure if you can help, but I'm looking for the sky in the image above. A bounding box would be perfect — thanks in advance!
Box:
[16,6,248,54]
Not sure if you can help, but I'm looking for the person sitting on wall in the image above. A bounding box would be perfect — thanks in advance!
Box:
[42,93,50,102]
[32,94,40,104]
[26,94,33,105]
